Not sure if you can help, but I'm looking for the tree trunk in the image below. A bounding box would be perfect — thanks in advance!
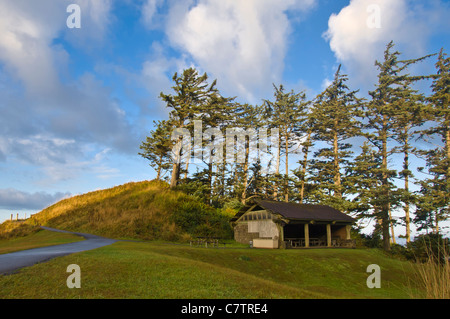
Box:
[170,162,180,188]
[447,124,450,223]
[284,131,289,202]
[156,158,162,180]
[404,133,411,244]
[300,131,311,203]
[381,116,391,251]
[184,156,190,179]
[241,137,250,204]
[273,133,281,200]
[333,127,341,198]
[388,203,396,244]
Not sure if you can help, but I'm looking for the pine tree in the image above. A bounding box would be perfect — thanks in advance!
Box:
[415,48,450,234]
[139,120,173,180]
[306,65,361,212]
[391,83,428,243]
[160,68,218,188]
[365,41,433,250]
[292,107,317,203]
[264,84,309,202]
[346,142,383,220]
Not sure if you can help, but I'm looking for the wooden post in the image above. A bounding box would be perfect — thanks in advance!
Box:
[10,214,13,221]
[326,224,331,247]
[304,223,309,248]
[16,213,19,221]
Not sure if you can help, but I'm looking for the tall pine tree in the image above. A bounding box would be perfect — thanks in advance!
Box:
[365,41,433,250]
[160,68,218,188]
[139,120,173,180]
[307,65,361,212]
[264,84,309,202]
[415,48,450,234]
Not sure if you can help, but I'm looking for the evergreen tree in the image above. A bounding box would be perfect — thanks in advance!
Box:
[306,65,361,212]
[346,142,383,220]
[264,84,309,202]
[139,120,173,180]
[415,48,450,234]
[365,41,433,250]
[292,107,317,203]
[391,83,428,243]
[160,68,218,188]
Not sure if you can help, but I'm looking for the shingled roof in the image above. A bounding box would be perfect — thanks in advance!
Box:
[231,199,354,223]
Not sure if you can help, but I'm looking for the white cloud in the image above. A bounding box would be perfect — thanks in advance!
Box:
[323,0,448,89]
[141,0,165,29]
[0,188,71,210]
[143,0,317,103]
[0,0,137,156]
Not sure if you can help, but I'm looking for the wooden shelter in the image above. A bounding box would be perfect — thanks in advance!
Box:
[230,199,355,249]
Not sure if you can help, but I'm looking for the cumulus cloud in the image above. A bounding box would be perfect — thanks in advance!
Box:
[0,188,72,210]
[0,0,137,165]
[323,0,449,89]
[141,0,317,103]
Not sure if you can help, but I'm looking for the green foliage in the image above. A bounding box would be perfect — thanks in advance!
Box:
[171,200,233,239]
[406,233,449,264]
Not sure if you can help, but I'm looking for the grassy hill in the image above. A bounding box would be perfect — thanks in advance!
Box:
[1,180,234,242]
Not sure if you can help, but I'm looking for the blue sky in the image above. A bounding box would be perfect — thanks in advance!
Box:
[0,0,449,238]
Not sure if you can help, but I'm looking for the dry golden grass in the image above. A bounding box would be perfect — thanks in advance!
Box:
[413,245,450,299]
[6,179,232,242]
[0,220,40,240]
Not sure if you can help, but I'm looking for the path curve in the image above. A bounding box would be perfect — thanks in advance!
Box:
[0,227,116,275]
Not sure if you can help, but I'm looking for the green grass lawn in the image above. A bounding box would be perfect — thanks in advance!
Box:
[0,229,84,254]
[0,239,424,299]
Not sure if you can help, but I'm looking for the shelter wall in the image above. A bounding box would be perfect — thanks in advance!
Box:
[331,225,348,239]
[234,220,279,244]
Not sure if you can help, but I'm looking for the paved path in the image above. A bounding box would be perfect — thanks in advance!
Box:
[0,227,116,275]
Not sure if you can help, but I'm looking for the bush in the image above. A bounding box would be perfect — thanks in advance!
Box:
[171,199,233,239]
[0,221,40,240]
[406,233,449,264]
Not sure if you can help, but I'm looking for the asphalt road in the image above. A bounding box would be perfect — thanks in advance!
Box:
[0,227,116,275]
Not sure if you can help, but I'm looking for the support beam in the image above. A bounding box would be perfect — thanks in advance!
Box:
[326,224,331,247]
[304,223,309,248]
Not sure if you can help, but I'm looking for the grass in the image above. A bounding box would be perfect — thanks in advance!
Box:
[0,240,422,299]
[0,229,84,254]
[21,180,233,242]
[0,179,433,299]
[410,243,450,298]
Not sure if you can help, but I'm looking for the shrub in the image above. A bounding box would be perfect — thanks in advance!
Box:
[407,233,449,264]
[0,221,40,240]
[171,199,233,239]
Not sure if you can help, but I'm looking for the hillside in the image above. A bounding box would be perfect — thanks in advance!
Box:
[7,180,234,241]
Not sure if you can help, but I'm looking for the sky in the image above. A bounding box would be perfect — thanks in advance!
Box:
[0,0,449,238]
